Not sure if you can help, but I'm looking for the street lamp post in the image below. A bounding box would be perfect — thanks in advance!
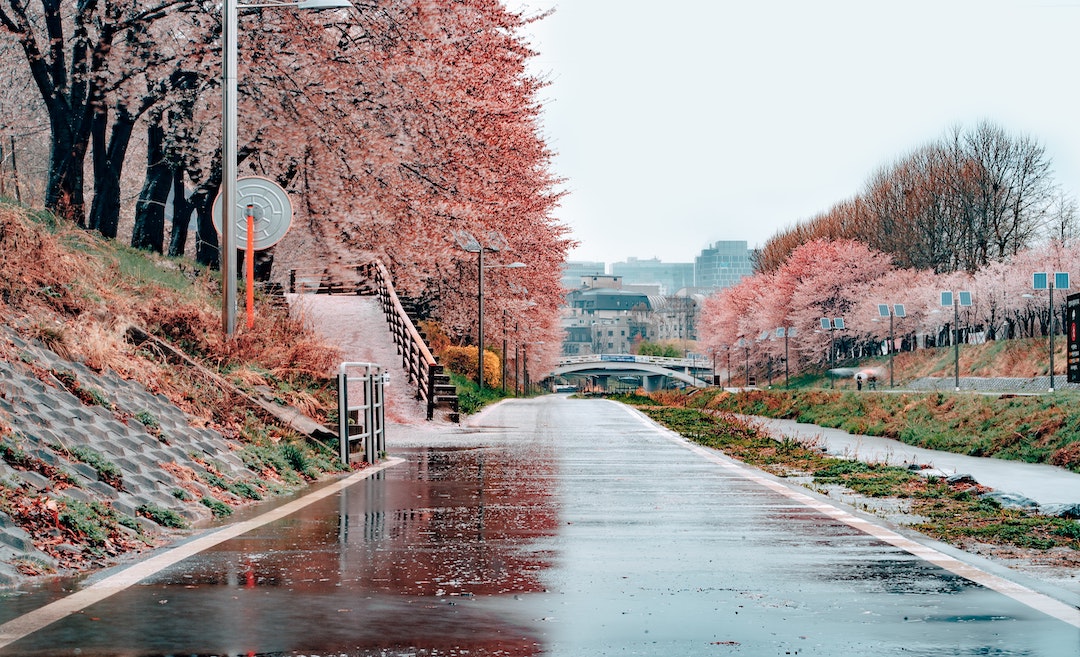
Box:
[514,320,520,396]
[775,327,796,388]
[477,246,486,388]
[521,341,544,395]
[220,0,352,336]
[478,261,525,390]
[710,348,717,386]
[502,310,509,395]
[1033,272,1071,392]
[940,290,972,392]
[819,317,845,363]
[725,344,731,387]
[738,338,749,387]
[455,230,522,390]
[819,318,844,388]
[876,304,906,388]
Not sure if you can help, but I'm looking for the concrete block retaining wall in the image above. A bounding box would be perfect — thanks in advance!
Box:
[0,329,278,586]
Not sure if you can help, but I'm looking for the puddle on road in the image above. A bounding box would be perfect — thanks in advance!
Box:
[1,444,560,657]
[3,424,1074,657]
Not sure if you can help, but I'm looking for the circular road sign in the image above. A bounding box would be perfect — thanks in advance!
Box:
[212,176,293,250]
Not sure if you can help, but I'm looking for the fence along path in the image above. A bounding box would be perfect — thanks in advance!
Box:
[289,262,459,423]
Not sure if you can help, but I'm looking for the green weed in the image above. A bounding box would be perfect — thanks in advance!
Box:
[68,445,123,490]
[201,497,232,517]
[58,499,110,547]
[138,503,188,529]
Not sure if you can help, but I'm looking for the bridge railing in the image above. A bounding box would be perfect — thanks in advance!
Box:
[557,354,710,369]
[356,260,457,421]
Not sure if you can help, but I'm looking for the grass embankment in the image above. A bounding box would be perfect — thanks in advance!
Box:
[0,198,346,573]
[646,388,1080,472]
[450,372,544,414]
[627,400,1080,553]
[451,373,510,414]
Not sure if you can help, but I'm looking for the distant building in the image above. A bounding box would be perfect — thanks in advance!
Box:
[694,241,755,290]
[561,261,606,290]
[580,274,623,290]
[611,257,695,295]
[561,287,654,355]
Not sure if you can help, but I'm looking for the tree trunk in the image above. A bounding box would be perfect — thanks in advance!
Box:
[89,107,137,238]
[167,168,192,257]
[194,180,221,268]
[44,109,88,226]
[131,120,170,253]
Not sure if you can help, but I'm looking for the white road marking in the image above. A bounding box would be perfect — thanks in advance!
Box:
[0,458,404,648]
[615,402,1080,629]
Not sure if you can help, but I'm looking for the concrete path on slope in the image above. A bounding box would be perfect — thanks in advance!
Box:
[754,417,1080,508]
[289,293,431,426]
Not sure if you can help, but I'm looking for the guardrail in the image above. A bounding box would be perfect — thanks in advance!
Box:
[357,260,458,422]
[337,361,386,464]
[288,267,374,295]
[557,354,710,369]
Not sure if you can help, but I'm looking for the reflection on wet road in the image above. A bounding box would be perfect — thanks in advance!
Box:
[2,396,1078,655]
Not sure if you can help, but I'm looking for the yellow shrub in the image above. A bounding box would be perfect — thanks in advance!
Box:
[441,346,501,387]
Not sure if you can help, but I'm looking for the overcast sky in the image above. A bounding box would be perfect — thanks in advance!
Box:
[509,0,1080,266]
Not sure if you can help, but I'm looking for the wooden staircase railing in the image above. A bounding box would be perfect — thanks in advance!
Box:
[288,262,459,422]
[355,261,459,422]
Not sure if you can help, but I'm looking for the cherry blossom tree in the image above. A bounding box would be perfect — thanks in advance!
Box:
[0,0,198,224]
[2,1,570,368]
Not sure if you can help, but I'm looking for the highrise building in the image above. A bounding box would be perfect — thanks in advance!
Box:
[694,241,755,290]
[561,260,606,290]
[611,257,695,295]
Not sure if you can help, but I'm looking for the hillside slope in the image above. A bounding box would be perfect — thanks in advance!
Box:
[0,201,345,586]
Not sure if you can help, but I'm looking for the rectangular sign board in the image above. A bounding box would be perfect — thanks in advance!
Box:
[1068,293,1080,384]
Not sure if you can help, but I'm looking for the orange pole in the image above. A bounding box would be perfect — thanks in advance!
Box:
[245,205,255,329]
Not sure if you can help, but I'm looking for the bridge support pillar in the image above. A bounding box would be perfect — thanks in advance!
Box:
[642,374,666,392]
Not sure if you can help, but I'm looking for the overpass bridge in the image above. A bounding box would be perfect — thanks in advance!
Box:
[553,354,713,391]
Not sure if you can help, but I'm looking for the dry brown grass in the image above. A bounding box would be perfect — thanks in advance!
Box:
[0,202,341,426]
[890,337,1059,381]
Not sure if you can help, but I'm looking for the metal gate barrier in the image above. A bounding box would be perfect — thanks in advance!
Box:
[337,362,386,464]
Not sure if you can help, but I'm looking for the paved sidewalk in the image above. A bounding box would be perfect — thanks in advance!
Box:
[754,417,1080,510]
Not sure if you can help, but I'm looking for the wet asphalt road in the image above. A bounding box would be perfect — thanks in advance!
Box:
[1,395,1078,655]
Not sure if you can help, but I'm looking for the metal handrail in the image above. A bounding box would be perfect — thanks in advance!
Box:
[337,361,386,464]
